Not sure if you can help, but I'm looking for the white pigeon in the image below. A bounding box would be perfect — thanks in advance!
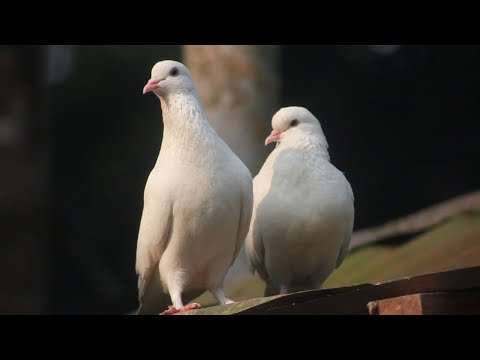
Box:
[245,106,354,296]
[136,60,253,315]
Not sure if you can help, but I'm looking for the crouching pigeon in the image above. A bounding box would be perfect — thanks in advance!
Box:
[245,106,354,296]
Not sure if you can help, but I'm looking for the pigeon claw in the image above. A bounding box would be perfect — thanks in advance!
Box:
[160,303,202,315]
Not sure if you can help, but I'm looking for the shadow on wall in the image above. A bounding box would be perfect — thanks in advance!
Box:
[50,45,181,314]
[282,45,480,228]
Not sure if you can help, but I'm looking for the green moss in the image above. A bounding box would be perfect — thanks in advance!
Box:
[324,212,480,287]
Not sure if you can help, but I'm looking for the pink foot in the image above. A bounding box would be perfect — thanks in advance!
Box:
[160,303,202,315]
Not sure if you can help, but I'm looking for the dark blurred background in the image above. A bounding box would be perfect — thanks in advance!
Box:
[0,45,479,314]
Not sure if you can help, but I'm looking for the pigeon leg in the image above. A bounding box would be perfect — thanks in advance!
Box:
[211,287,234,305]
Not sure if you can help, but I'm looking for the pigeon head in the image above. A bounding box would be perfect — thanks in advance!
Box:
[143,60,195,97]
[265,106,327,147]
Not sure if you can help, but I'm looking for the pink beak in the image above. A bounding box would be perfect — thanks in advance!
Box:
[265,129,282,146]
[143,78,162,94]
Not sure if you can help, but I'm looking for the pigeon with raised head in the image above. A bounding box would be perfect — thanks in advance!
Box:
[136,60,253,314]
[245,106,354,296]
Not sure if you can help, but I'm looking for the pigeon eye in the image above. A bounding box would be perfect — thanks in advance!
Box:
[290,119,299,127]
[170,67,179,77]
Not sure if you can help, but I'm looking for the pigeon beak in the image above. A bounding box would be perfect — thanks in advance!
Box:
[143,78,163,94]
[265,129,282,146]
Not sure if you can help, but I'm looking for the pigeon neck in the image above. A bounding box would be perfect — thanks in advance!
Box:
[160,90,211,133]
[158,91,219,163]
[280,134,330,162]
[160,89,204,118]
